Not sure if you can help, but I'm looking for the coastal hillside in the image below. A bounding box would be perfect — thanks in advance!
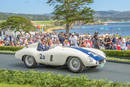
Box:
[0,12,52,21]
[0,10,130,21]
[95,10,130,21]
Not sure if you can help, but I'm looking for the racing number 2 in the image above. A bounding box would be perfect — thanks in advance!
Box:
[40,54,45,59]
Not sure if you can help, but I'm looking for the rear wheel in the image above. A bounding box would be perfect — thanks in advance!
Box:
[23,55,37,68]
[67,57,85,73]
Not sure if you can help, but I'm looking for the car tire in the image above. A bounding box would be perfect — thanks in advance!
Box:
[23,55,37,68]
[67,57,85,73]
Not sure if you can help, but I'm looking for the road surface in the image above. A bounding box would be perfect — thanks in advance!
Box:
[0,54,130,82]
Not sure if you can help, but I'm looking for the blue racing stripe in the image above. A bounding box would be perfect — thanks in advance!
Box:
[71,47,104,61]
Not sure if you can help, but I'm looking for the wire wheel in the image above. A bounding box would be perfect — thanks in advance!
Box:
[67,57,85,73]
[23,56,37,68]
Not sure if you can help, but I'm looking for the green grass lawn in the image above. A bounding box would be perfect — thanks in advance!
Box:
[32,20,54,25]
[0,20,5,23]
[0,50,16,54]
[107,57,130,63]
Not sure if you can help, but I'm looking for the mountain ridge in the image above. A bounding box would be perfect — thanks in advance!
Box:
[0,10,130,21]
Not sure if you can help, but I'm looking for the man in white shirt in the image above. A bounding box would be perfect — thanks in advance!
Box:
[69,34,78,47]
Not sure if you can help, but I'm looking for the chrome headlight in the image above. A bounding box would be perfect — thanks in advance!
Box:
[88,56,94,62]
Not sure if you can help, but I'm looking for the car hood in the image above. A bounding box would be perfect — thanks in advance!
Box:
[83,48,106,58]
[71,47,105,61]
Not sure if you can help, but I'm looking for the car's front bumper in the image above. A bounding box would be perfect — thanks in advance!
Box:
[85,59,106,67]
[96,59,106,65]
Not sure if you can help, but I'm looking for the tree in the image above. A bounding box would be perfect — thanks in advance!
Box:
[0,16,34,34]
[48,0,94,33]
[0,21,8,30]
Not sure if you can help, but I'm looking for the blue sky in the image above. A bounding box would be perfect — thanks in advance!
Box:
[0,0,130,14]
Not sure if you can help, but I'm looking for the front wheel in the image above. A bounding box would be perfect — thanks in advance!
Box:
[23,56,37,68]
[67,57,85,73]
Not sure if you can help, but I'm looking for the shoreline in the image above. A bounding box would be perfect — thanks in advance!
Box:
[105,21,130,23]
[47,26,82,32]
[47,26,65,32]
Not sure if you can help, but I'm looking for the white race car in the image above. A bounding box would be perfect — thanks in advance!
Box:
[15,43,106,73]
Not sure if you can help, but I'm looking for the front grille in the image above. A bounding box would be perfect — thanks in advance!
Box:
[99,59,104,64]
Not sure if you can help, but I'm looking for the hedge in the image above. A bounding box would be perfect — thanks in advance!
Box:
[0,70,129,87]
[0,46,23,51]
[102,50,130,57]
[0,46,130,57]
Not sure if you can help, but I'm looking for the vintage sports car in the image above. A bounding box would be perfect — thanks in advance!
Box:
[15,43,106,73]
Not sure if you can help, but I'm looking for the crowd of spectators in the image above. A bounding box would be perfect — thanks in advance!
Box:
[0,32,130,50]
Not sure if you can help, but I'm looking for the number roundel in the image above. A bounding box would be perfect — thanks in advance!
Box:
[40,54,45,59]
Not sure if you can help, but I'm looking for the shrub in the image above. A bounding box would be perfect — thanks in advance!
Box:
[102,50,130,57]
[0,46,23,51]
[0,69,129,87]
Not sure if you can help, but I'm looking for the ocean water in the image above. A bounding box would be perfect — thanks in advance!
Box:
[56,22,130,36]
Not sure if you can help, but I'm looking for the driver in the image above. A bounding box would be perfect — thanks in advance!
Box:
[37,38,50,51]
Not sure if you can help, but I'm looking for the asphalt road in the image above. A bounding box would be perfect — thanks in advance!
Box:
[0,54,130,82]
